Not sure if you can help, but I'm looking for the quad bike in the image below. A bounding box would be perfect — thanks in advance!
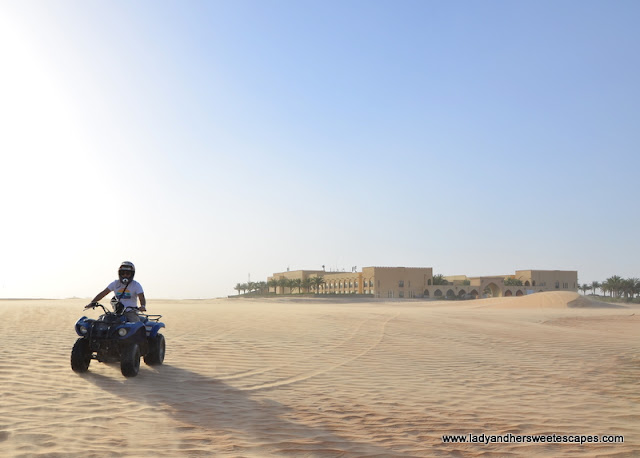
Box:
[71,302,166,377]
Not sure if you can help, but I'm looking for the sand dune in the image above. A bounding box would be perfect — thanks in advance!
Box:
[481,290,589,309]
[0,292,638,457]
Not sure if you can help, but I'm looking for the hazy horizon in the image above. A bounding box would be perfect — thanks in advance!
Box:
[2,1,639,299]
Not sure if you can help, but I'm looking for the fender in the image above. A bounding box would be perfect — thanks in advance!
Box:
[115,324,148,352]
[113,321,146,341]
[145,321,165,337]
[75,316,92,337]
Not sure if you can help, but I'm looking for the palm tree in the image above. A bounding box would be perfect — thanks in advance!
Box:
[310,275,326,294]
[633,278,640,299]
[301,277,312,293]
[256,281,268,294]
[607,275,623,298]
[602,276,624,298]
[621,278,637,300]
[580,284,589,295]
[591,281,601,296]
[277,277,290,294]
[267,278,279,295]
[290,278,302,294]
[234,283,243,295]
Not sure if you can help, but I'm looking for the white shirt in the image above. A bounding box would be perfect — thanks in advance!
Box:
[108,280,144,310]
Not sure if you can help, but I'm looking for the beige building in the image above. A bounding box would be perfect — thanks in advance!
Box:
[322,267,433,298]
[267,269,325,295]
[268,267,578,299]
[426,269,578,299]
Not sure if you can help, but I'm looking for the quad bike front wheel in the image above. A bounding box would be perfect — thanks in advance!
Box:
[144,334,165,366]
[71,338,91,373]
[121,343,141,377]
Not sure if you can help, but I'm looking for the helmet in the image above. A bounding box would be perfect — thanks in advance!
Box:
[118,261,135,284]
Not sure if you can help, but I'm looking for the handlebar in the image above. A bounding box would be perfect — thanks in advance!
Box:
[84,303,161,321]
[84,302,110,314]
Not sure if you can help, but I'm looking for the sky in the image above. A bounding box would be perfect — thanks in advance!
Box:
[1,0,639,299]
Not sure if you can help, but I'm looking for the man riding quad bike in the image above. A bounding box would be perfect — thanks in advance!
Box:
[71,302,166,377]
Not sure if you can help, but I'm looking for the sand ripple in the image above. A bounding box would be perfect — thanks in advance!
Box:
[0,293,638,457]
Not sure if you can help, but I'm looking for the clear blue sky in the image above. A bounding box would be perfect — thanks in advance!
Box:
[1,1,638,298]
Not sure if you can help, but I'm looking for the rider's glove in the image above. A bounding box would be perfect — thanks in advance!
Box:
[84,302,98,309]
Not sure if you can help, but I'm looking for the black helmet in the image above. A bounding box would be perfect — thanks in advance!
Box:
[118,261,135,284]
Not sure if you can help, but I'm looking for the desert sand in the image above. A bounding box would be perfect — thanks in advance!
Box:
[0,291,638,457]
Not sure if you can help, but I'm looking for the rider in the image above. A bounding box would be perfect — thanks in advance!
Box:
[87,261,146,322]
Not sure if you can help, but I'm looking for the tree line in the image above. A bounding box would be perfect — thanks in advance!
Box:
[579,276,640,300]
[234,276,326,296]
[234,274,462,295]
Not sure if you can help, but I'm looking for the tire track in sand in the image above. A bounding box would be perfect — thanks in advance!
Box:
[237,313,397,391]
[215,314,382,382]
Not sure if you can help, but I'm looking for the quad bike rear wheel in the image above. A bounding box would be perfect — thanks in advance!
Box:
[144,334,165,366]
[121,343,141,377]
[71,338,91,373]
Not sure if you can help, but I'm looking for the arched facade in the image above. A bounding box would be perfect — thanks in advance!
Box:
[483,282,502,298]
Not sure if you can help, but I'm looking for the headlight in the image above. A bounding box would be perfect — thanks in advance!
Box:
[118,328,128,337]
[79,326,88,335]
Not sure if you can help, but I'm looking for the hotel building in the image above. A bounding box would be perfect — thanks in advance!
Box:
[267,267,578,299]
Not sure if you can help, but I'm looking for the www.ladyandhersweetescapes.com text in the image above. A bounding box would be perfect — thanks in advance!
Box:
[442,433,624,445]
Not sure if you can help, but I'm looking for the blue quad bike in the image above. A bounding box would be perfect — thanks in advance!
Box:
[71,302,166,377]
